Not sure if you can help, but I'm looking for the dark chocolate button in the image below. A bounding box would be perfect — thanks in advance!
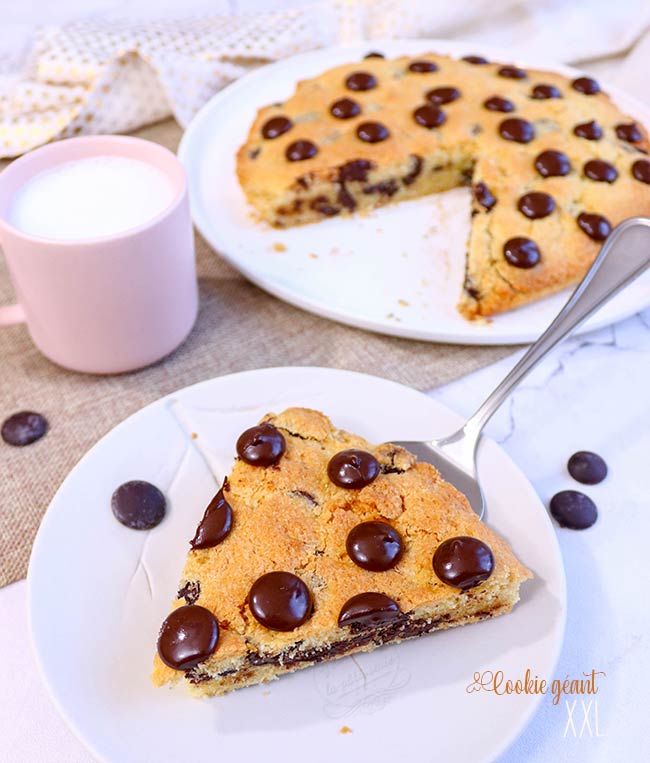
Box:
[111,480,166,530]
[261,116,292,139]
[338,592,401,629]
[356,121,390,143]
[503,237,541,268]
[1,411,48,446]
[568,451,608,485]
[632,159,650,184]
[615,122,643,143]
[531,83,562,99]
[413,104,446,129]
[474,181,497,210]
[328,448,380,489]
[190,480,233,549]
[517,191,555,219]
[285,140,318,162]
[408,60,438,73]
[550,490,598,529]
[236,422,286,466]
[584,159,618,183]
[346,520,404,571]
[346,72,377,91]
[572,76,600,95]
[462,55,488,64]
[433,536,494,590]
[364,51,384,59]
[248,571,312,631]
[534,149,571,177]
[483,96,515,113]
[402,154,423,185]
[577,212,611,241]
[339,159,374,182]
[157,605,219,670]
[330,97,361,119]
[573,120,603,140]
[498,65,527,79]
[426,86,460,105]
[499,117,534,143]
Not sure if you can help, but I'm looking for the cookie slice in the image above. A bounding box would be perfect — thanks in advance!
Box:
[152,408,531,696]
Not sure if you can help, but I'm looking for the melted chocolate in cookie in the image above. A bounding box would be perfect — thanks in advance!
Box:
[338,592,401,628]
[433,536,494,590]
[236,422,286,466]
[498,65,527,79]
[632,159,650,184]
[190,480,233,549]
[413,104,446,128]
[328,449,380,489]
[111,480,166,530]
[356,121,390,143]
[615,122,643,143]
[402,154,423,185]
[584,159,618,183]
[499,117,534,143]
[426,86,460,105]
[535,149,571,177]
[346,521,404,571]
[285,140,318,162]
[1,411,48,446]
[248,571,313,631]
[568,451,608,485]
[462,55,488,65]
[474,181,497,210]
[572,76,600,95]
[517,191,555,219]
[577,212,611,241]
[330,97,361,119]
[338,159,374,182]
[408,60,438,73]
[573,120,603,140]
[550,491,598,529]
[503,237,541,268]
[346,72,377,91]
[261,116,292,139]
[157,605,219,670]
[483,96,514,112]
[531,83,562,99]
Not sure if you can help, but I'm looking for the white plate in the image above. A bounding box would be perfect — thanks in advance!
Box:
[179,38,650,345]
[29,367,565,763]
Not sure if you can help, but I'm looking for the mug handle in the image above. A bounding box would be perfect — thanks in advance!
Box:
[0,302,26,326]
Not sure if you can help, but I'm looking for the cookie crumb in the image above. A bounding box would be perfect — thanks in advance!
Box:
[272,242,287,252]
[262,690,271,696]
[191,432,198,440]
[340,726,353,734]
[309,253,319,259]
[397,299,409,307]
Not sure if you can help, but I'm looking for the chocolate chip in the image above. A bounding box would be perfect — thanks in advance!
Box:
[498,65,527,79]
[330,98,361,119]
[503,237,541,268]
[190,480,233,549]
[474,181,497,210]
[157,605,219,670]
[426,86,460,105]
[1,411,48,446]
[261,116,292,139]
[517,191,555,219]
[568,451,608,485]
[531,84,562,99]
[584,159,618,183]
[364,51,384,59]
[483,96,514,113]
[178,581,201,605]
[499,117,534,143]
[363,179,399,196]
[346,521,404,571]
[310,196,340,216]
[402,154,423,185]
[337,184,356,210]
[249,147,261,160]
[338,592,401,629]
[433,536,494,590]
[632,159,650,184]
[550,491,597,529]
[111,480,166,530]
[236,422,286,466]
[285,140,318,162]
[346,72,377,91]
[573,120,602,140]
[462,55,488,64]
[615,122,643,143]
[248,571,313,631]
[356,121,390,143]
[572,76,600,95]
[338,159,374,182]
[408,60,438,73]
[328,449,380,489]
[535,149,571,177]
[577,212,611,241]
[413,104,446,129]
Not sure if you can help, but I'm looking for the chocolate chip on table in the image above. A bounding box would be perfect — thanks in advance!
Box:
[248,571,313,631]
[356,121,390,143]
[615,122,643,143]
[568,451,608,485]
[426,86,460,105]
[572,76,600,95]
[408,60,438,73]
[328,449,380,489]
[550,490,598,529]
[111,480,166,530]
[632,159,650,184]
[346,520,404,571]
[573,120,603,140]
[338,592,401,629]
[577,212,611,241]
[531,83,562,99]
[498,65,527,79]
[157,605,219,670]
[285,140,318,162]
[261,116,292,139]
[433,536,495,590]
[330,97,361,119]
[236,422,286,466]
[1,411,48,447]
[462,55,488,64]
[535,149,571,177]
[364,51,385,59]
[345,72,377,91]
[499,117,534,143]
[413,104,446,129]
[517,191,555,219]
[483,96,515,113]
[190,481,233,549]
[474,181,497,210]
[338,159,374,182]
[584,159,618,183]
[503,237,541,268]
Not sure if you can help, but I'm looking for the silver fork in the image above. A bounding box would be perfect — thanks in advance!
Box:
[393,217,650,518]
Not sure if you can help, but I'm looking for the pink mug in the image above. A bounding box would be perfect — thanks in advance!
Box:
[0,135,198,374]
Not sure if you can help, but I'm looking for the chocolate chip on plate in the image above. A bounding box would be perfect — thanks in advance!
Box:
[483,96,515,113]
[356,121,390,143]
[190,480,233,549]
[364,51,385,59]
[426,86,460,105]
[632,159,650,184]
[345,72,377,91]
[346,520,404,571]
[261,116,292,139]
[157,605,219,670]
[474,181,497,210]
[1,411,48,446]
[615,122,643,143]
[531,83,562,99]
[413,104,446,129]
[236,422,286,466]
[517,191,555,219]
[498,65,527,79]
[573,120,603,140]
[567,451,608,485]
[550,490,598,529]
[572,76,600,95]
[499,117,534,143]
[328,449,380,489]
[408,60,438,73]
[330,97,361,119]
[535,149,571,177]
[433,536,494,590]
[584,159,618,183]
[462,55,488,65]
[503,237,541,268]
[248,571,313,631]
[285,140,318,162]
[577,212,611,241]
[111,480,166,530]
[338,592,401,629]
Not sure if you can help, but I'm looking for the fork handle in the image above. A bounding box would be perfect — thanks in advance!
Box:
[462,216,650,440]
